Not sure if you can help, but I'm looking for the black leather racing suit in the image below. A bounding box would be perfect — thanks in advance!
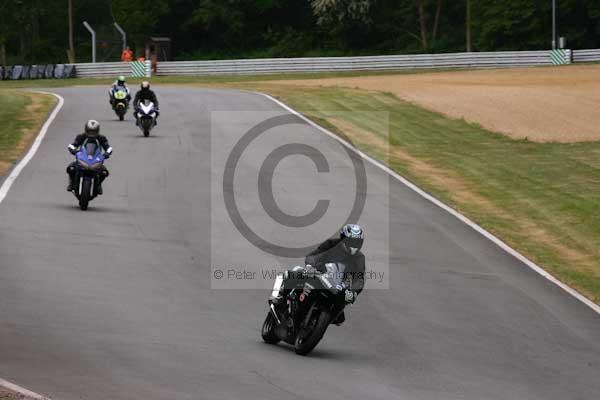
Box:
[304,237,366,295]
[66,134,112,190]
[133,88,159,108]
[277,237,366,324]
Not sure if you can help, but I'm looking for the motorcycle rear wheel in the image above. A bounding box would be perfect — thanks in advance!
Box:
[294,309,330,355]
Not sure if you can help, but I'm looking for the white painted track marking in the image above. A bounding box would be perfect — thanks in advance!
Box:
[0,91,64,204]
[0,378,51,400]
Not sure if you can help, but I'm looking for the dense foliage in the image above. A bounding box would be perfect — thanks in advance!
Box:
[1,0,599,64]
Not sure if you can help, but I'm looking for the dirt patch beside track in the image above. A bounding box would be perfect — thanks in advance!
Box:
[276,64,600,142]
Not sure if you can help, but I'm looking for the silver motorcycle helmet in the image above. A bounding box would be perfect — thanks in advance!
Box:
[340,224,364,255]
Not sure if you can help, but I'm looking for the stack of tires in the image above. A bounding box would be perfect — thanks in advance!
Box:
[0,64,76,81]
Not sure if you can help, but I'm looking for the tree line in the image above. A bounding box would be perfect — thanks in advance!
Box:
[1,0,599,64]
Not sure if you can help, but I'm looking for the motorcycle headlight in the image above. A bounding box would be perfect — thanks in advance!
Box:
[89,162,103,170]
[77,159,88,168]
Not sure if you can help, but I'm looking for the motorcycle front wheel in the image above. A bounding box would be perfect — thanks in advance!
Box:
[294,309,330,355]
[261,312,281,344]
[79,179,91,210]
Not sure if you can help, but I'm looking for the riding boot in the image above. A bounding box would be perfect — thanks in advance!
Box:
[332,311,346,326]
[97,174,107,195]
[66,164,76,192]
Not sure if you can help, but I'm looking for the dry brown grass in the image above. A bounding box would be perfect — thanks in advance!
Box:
[276,64,600,142]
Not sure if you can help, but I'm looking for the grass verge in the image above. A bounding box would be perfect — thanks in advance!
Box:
[0,388,21,400]
[0,90,57,177]
[245,84,600,304]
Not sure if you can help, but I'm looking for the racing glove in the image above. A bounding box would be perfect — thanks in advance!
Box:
[345,289,357,304]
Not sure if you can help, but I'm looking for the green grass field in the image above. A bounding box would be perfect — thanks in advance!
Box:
[0,90,56,176]
[1,72,597,304]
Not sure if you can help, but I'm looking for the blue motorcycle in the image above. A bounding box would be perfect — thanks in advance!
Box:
[73,141,106,210]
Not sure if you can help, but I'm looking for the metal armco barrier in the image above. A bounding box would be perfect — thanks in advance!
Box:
[71,60,150,78]
[71,61,129,78]
[155,50,568,76]
[56,48,600,79]
[572,49,600,63]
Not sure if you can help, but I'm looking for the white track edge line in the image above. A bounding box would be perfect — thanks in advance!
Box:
[0,91,62,399]
[0,91,64,205]
[0,378,51,400]
[259,92,600,316]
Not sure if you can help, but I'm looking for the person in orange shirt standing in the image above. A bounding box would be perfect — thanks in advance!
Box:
[121,46,134,62]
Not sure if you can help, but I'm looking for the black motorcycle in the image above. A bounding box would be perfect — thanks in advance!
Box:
[262,262,355,355]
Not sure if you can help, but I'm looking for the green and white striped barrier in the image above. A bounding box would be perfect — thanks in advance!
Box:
[550,49,571,65]
[131,61,151,77]
[130,61,145,77]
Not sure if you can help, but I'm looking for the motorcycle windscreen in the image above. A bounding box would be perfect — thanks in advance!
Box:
[85,142,98,156]
[140,100,155,115]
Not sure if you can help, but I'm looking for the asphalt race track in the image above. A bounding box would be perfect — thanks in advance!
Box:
[1,87,599,400]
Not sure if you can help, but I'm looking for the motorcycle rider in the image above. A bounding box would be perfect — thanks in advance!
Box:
[66,120,113,195]
[270,224,366,325]
[108,75,131,108]
[133,81,159,126]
